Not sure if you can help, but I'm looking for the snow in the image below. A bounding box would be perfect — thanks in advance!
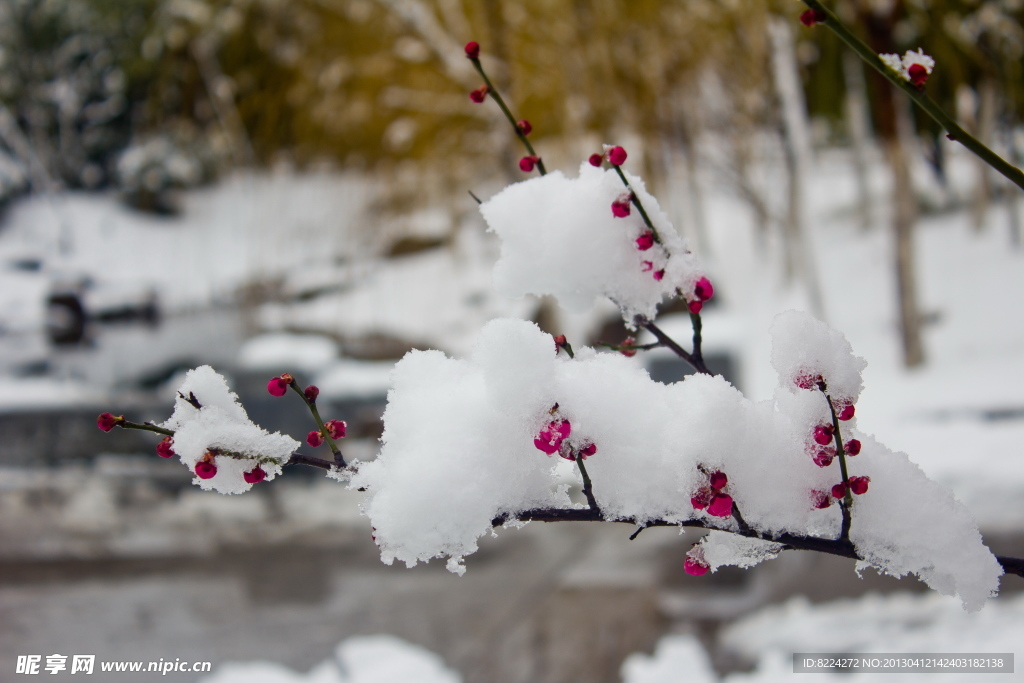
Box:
[313,359,398,400]
[698,531,783,572]
[770,310,865,406]
[622,634,718,683]
[480,162,705,324]
[238,333,340,373]
[200,635,461,683]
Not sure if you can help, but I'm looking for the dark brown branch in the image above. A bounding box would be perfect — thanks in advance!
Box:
[638,319,711,375]
[286,453,337,471]
[491,507,1024,578]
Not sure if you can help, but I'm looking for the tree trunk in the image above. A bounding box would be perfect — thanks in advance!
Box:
[768,17,826,320]
[856,0,925,367]
[842,50,873,232]
[886,135,925,367]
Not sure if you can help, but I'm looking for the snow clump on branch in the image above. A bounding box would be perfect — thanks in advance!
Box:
[480,162,704,324]
[161,366,298,494]
[354,314,1001,610]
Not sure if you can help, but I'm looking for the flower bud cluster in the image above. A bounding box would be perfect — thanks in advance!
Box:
[684,544,710,576]
[533,408,596,462]
[691,469,733,518]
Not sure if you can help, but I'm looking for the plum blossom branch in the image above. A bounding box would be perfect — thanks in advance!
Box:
[491,507,1024,578]
[799,0,1024,192]
[288,381,347,468]
[465,42,546,176]
[825,392,854,539]
[610,163,660,242]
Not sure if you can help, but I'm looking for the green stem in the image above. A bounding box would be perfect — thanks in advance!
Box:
[469,57,546,175]
[289,383,346,468]
[825,393,853,539]
[576,456,599,512]
[612,165,659,241]
[801,0,1024,192]
[120,420,174,437]
[689,309,704,368]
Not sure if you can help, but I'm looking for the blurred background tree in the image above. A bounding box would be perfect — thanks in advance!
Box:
[2,0,1022,360]
[4,0,1022,205]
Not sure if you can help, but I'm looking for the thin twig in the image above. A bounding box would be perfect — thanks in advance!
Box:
[612,165,660,241]
[467,56,546,175]
[289,382,346,468]
[120,420,174,437]
[286,452,337,471]
[825,393,853,540]
[637,318,711,375]
[576,457,599,512]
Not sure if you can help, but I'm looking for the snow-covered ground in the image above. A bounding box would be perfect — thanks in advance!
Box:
[626,591,1024,682]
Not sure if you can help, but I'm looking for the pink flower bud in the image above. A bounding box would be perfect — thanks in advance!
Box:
[464,41,480,59]
[195,461,217,479]
[684,546,710,575]
[795,372,824,390]
[97,412,121,432]
[811,490,833,509]
[799,9,826,26]
[517,119,532,136]
[691,486,713,510]
[709,470,728,490]
[244,466,266,484]
[640,261,653,272]
[620,336,637,358]
[267,374,293,397]
[588,153,604,167]
[611,198,631,218]
[838,404,855,421]
[469,85,489,103]
[848,476,870,495]
[608,146,627,166]
[579,442,597,459]
[844,439,861,456]
[908,63,929,88]
[554,334,566,351]
[156,437,175,458]
[326,419,347,440]
[534,437,558,455]
[304,385,320,402]
[535,419,571,454]
[813,424,834,446]
[831,482,847,499]
[307,430,324,448]
[688,300,703,315]
[519,155,539,172]
[693,276,714,302]
[653,269,665,281]
[812,448,835,467]
[635,231,655,250]
[688,489,712,509]
[707,493,734,518]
